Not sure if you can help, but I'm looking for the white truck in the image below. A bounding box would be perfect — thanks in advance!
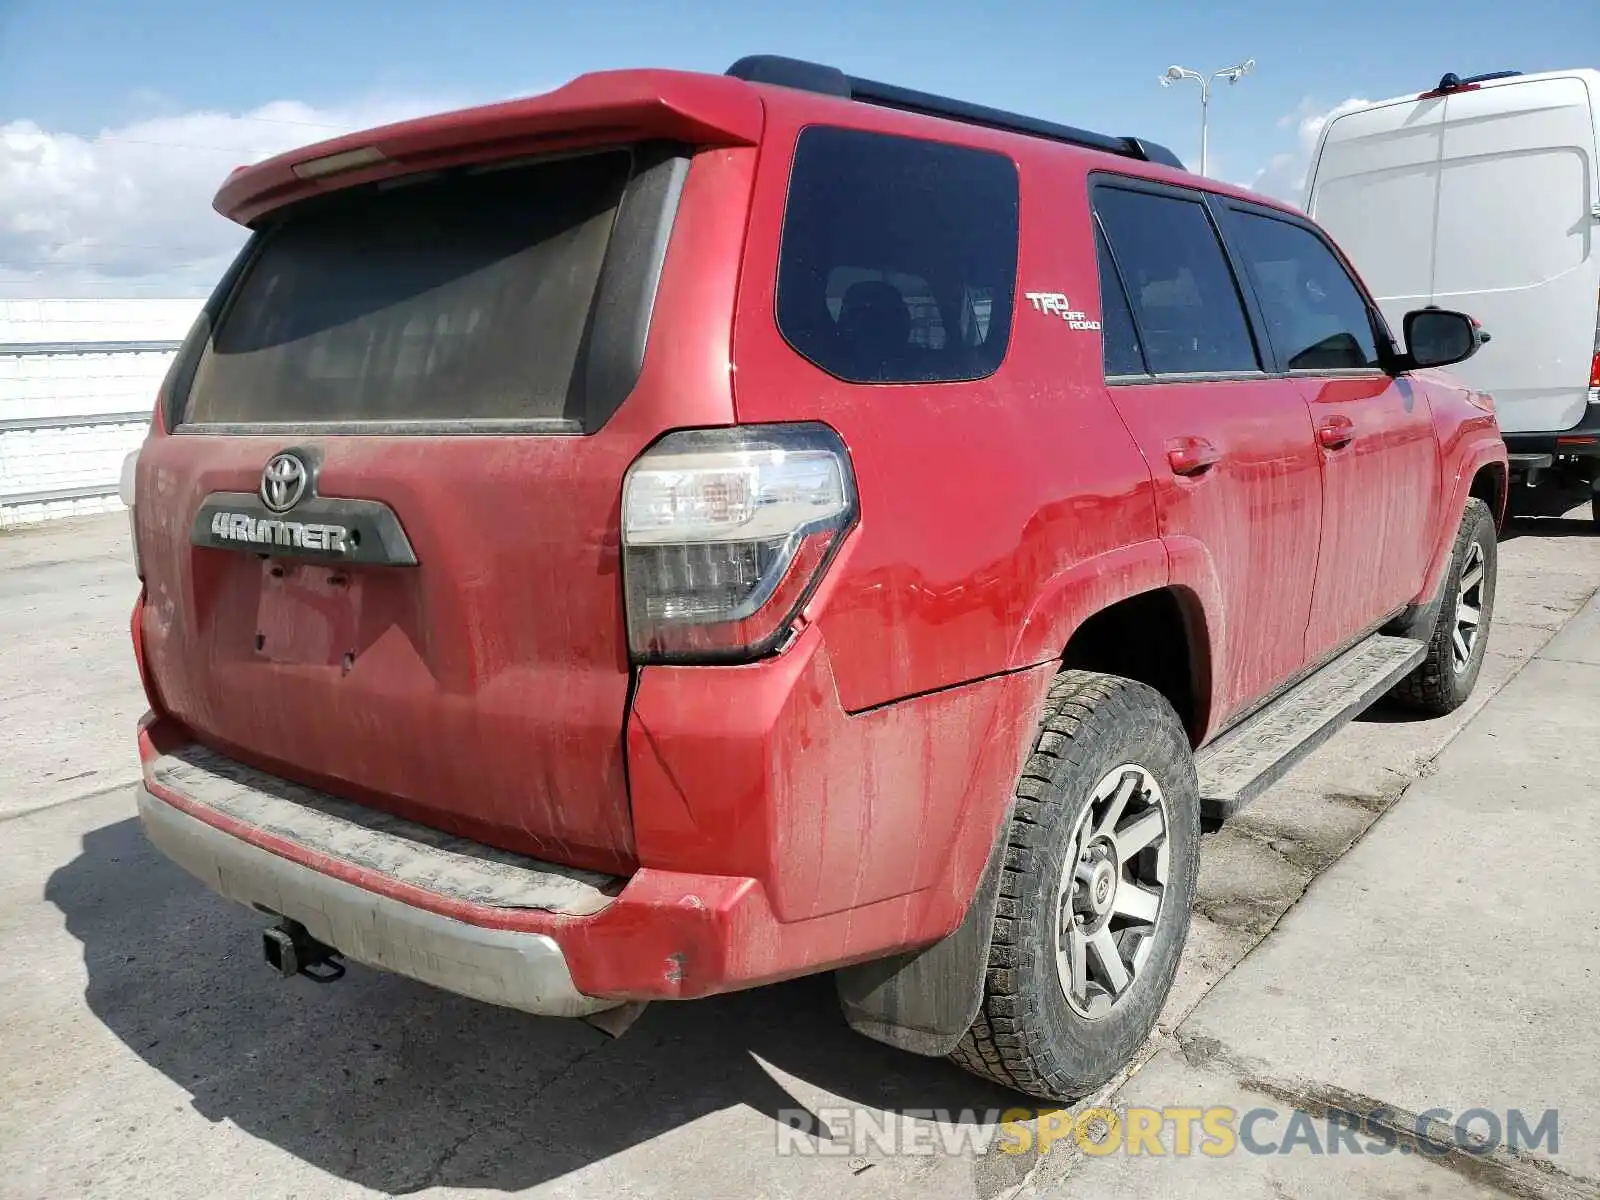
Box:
[1305,68,1600,523]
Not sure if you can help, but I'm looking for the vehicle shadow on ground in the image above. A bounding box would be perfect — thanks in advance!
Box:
[46,818,1029,1195]
[1500,515,1593,542]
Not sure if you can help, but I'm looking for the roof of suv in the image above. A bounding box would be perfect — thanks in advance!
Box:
[215,55,1302,227]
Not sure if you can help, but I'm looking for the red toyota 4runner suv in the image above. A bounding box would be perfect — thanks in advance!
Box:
[127,55,1506,1102]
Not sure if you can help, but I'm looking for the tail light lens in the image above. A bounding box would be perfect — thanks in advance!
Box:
[119,446,142,578]
[1591,296,1599,392]
[622,423,857,662]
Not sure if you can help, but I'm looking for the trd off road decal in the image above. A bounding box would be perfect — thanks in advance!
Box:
[1024,291,1102,332]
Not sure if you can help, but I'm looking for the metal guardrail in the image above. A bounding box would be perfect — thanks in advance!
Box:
[0,339,183,357]
[0,410,150,433]
[0,338,171,509]
[1,483,123,506]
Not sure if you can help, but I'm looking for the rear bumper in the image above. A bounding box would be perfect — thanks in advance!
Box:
[134,663,1035,1011]
[1503,396,1600,459]
[136,719,802,1008]
[137,784,611,1018]
[135,622,1054,1015]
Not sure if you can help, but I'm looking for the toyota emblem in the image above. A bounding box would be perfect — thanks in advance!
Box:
[259,453,309,513]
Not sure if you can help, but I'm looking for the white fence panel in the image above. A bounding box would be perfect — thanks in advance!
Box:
[0,299,202,528]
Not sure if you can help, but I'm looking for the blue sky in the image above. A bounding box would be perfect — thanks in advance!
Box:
[0,0,1592,296]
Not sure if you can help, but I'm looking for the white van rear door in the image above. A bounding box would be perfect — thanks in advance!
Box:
[1434,76,1600,433]
[1305,97,1446,343]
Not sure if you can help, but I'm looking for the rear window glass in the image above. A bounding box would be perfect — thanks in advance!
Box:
[183,150,633,425]
[776,127,1018,384]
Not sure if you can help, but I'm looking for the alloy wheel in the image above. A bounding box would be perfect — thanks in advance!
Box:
[1054,764,1170,1019]
[1452,540,1486,673]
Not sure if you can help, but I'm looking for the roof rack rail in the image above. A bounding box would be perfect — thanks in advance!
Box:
[1423,69,1522,97]
[726,54,1185,171]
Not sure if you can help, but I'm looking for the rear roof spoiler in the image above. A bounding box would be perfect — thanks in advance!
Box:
[214,69,764,226]
[727,54,1186,171]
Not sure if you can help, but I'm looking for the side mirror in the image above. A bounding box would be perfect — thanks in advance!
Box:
[1400,308,1483,370]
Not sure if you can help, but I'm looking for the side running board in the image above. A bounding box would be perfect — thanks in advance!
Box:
[1195,634,1427,822]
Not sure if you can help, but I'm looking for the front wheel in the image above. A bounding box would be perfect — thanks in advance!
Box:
[948,671,1200,1103]
[1390,497,1498,715]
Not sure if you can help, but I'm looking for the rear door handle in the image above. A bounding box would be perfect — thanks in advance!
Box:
[1317,415,1355,450]
[1166,436,1221,477]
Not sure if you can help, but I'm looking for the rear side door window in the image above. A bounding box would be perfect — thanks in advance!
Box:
[1224,211,1384,371]
[776,127,1019,384]
[1093,187,1260,376]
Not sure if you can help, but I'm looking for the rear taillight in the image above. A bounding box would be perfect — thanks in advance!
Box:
[119,446,142,578]
[1589,349,1599,391]
[621,423,857,663]
[121,392,161,578]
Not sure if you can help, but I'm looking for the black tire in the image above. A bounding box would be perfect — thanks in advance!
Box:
[948,671,1200,1103]
[1390,497,1497,715]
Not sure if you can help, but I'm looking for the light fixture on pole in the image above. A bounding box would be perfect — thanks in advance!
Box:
[1159,59,1255,176]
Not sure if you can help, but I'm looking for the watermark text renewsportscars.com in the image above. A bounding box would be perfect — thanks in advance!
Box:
[774,1105,1559,1159]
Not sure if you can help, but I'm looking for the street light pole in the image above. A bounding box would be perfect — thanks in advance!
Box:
[1160,59,1255,176]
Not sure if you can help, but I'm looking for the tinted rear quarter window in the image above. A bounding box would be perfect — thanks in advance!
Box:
[185,150,634,425]
[1094,186,1259,375]
[776,127,1019,384]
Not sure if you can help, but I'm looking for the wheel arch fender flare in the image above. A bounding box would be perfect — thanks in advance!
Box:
[1416,440,1508,611]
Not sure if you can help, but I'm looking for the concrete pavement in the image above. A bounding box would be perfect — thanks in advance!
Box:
[1,510,1597,1199]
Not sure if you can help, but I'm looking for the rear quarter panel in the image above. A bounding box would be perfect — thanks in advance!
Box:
[729,95,1162,714]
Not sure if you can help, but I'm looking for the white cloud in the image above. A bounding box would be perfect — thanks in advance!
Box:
[1250,96,1370,206]
[0,95,464,299]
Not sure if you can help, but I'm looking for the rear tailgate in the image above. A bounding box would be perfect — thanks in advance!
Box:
[135,78,759,873]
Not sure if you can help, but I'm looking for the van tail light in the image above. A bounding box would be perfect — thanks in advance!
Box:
[621,423,857,663]
[1591,298,1599,392]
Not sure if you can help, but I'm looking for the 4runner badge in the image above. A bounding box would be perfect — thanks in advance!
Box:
[208,510,350,553]
[201,451,350,552]
[191,451,418,565]
[1024,291,1102,332]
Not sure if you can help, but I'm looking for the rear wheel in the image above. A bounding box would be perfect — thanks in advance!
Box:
[948,671,1200,1103]
[1391,498,1497,715]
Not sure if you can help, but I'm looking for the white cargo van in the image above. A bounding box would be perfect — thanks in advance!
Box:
[1305,69,1600,520]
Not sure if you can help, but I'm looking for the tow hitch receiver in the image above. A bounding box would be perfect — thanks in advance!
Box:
[262,919,346,983]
